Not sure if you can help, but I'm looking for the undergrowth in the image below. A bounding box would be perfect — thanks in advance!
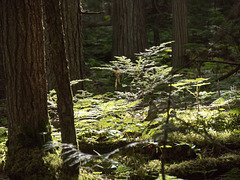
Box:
[42,43,240,179]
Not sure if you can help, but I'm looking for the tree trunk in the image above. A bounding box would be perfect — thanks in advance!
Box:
[0,3,5,100]
[0,0,52,179]
[61,0,85,94]
[172,0,188,69]
[152,0,160,46]
[43,0,78,175]
[0,49,5,100]
[112,0,148,60]
[44,18,56,91]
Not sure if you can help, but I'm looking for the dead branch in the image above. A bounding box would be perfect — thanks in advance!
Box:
[81,10,105,15]
[195,59,240,66]
[217,65,240,82]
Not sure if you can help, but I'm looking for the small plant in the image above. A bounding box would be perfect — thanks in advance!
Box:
[172,77,211,111]
[93,42,176,102]
[0,127,7,169]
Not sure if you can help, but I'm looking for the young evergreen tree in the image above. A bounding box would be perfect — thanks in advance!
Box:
[0,0,52,179]
[112,0,148,60]
[172,0,188,68]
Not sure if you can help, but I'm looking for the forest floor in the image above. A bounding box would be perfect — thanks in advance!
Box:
[0,173,9,180]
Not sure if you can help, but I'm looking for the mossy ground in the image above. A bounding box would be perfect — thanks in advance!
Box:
[0,130,239,179]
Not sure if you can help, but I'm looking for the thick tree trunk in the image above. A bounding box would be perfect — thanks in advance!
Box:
[112,0,148,60]
[172,0,188,69]
[44,21,56,91]
[0,1,6,100]
[0,0,52,179]
[0,51,5,100]
[61,0,84,93]
[43,0,78,175]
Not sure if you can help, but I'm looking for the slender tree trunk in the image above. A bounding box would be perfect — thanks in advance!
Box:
[112,0,148,60]
[0,0,52,179]
[43,0,78,175]
[61,0,84,94]
[172,0,188,68]
[152,0,160,45]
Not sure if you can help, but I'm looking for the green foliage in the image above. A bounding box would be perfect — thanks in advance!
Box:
[93,42,175,102]
[43,153,62,179]
[83,26,112,63]
[45,37,240,179]
[0,127,7,142]
[211,89,240,108]
[73,92,146,142]
[0,117,7,127]
[223,168,240,180]
[173,78,210,105]
[46,88,240,179]
[136,41,173,63]
[0,127,7,162]
[48,89,57,103]
[0,138,7,169]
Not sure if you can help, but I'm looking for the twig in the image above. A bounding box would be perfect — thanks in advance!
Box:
[195,59,240,66]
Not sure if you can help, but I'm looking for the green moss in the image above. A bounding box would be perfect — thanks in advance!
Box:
[43,153,63,179]
[5,148,55,180]
[17,121,51,149]
[223,168,240,180]
[166,153,240,179]
[169,131,240,157]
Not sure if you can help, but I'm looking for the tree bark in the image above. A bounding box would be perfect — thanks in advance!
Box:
[112,0,148,60]
[0,49,5,100]
[43,0,78,175]
[0,0,52,179]
[0,1,6,100]
[172,0,188,68]
[61,0,85,93]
